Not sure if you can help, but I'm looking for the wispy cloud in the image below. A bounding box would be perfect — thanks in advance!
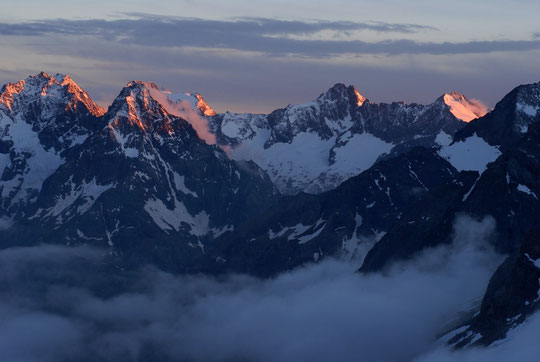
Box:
[0,15,539,57]
[0,15,437,38]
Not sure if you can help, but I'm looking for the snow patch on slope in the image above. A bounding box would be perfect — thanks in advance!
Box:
[516,102,539,117]
[0,112,63,201]
[107,125,139,158]
[435,131,453,147]
[517,184,538,199]
[173,172,198,198]
[144,197,209,236]
[331,132,393,173]
[45,178,114,218]
[438,133,501,173]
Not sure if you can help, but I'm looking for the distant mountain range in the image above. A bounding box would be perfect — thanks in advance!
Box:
[2,72,540,350]
[211,83,479,194]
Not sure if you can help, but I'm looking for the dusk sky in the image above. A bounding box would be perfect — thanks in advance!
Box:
[1,0,539,112]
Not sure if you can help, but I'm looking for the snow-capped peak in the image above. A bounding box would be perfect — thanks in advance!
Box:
[0,72,105,117]
[442,91,488,123]
[318,83,368,107]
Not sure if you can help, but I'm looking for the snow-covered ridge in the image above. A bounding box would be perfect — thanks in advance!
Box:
[0,73,483,199]
[210,83,473,194]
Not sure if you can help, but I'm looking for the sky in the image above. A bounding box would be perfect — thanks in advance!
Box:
[1,0,539,112]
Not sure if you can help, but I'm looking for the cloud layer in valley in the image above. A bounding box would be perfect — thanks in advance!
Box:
[0,215,505,362]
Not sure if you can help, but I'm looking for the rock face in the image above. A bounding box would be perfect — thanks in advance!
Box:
[448,229,540,347]
[352,81,540,348]
[204,147,470,277]
[360,83,540,273]
[454,82,540,148]
[210,83,477,194]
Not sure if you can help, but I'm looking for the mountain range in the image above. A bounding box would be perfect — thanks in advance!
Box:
[2,72,540,353]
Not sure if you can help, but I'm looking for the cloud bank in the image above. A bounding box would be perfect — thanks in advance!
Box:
[0,215,503,362]
[0,15,538,57]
